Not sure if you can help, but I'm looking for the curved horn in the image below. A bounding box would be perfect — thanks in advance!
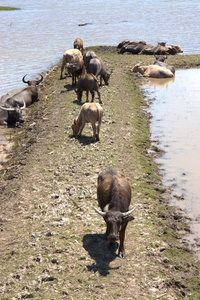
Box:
[36,74,43,85]
[121,207,136,217]
[0,104,15,111]
[21,99,26,110]
[22,74,29,84]
[93,207,106,217]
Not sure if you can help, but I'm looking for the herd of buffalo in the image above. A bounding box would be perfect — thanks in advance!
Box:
[0,38,183,257]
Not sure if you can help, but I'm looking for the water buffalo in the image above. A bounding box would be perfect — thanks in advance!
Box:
[72,102,103,142]
[154,55,175,74]
[117,41,183,55]
[67,56,85,86]
[75,73,101,104]
[0,74,43,107]
[131,63,174,78]
[73,38,83,54]
[0,98,26,125]
[60,49,82,79]
[94,167,136,258]
[88,57,111,86]
[83,51,97,73]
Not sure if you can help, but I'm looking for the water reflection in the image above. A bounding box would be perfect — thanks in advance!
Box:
[141,76,175,88]
[143,69,200,258]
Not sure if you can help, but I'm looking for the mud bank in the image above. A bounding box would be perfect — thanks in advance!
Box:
[0,47,200,299]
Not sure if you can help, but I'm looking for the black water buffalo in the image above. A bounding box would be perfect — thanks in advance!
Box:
[75,73,101,103]
[0,74,43,107]
[94,167,136,258]
[83,50,97,73]
[73,38,84,54]
[88,57,111,86]
[154,55,175,74]
[0,98,25,125]
[67,56,85,86]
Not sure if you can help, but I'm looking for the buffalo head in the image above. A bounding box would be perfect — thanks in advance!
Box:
[0,98,26,125]
[22,74,43,86]
[94,207,135,243]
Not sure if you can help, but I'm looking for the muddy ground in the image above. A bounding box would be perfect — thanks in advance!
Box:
[0,47,200,299]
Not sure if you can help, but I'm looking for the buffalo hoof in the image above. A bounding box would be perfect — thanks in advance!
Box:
[118,252,126,259]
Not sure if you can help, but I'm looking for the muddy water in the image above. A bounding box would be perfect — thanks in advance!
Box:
[143,69,200,257]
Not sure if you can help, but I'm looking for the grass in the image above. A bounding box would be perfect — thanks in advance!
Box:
[0,6,20,11]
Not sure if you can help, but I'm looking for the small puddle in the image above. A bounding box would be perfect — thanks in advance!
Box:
[142,69,200,258]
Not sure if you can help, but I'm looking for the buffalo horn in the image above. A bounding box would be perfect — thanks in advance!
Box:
[36,74,43,85]
[121,207,136,217]
[21,99,26,110]
[93,207,106,217]
[22,74,29,84]
[0,104,16,111]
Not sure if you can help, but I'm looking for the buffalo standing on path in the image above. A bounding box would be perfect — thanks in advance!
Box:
[94,167,136,258]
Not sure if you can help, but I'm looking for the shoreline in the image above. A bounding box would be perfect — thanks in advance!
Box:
[0,47,200,298]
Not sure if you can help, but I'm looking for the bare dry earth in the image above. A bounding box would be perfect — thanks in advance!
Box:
[0,47,200,299]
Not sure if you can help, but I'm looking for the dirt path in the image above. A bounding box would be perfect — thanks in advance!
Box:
[0,47,200,299]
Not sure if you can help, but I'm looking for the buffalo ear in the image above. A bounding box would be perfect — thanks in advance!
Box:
[123,216,134,223]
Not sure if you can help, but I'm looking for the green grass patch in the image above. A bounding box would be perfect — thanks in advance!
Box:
[0,6,20,11]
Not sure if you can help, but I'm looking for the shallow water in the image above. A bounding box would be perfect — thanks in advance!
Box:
[143,69,200,256]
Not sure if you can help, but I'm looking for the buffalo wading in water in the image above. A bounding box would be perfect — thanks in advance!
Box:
[131,63,174,78]
[94,167,136,258]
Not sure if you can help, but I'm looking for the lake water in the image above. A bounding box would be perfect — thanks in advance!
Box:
[0,0,200,95]
[0,0,200,254]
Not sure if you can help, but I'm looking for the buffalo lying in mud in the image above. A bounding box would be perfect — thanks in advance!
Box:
[0,74,43,107]
[94,167,136,258]
[117,41,183,55]
[0,98,26,125]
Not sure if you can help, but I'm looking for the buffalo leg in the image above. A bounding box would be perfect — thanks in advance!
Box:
[86,91,89,102]
[118,223,128,258]
[77,122,85,138]
[91,91,95,102]
[91,122,97,142]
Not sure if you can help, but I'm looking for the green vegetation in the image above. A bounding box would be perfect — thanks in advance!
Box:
[0,6,20,11]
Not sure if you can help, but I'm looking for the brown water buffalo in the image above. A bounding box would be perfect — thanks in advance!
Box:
[154,55,175,74]
[131,63,174,78]
[60,49,82,79]
[117,40,183,55]
[0,98,26,125]
[0,74,43,107]
[72,102,103,142]
[94,167,136,258]
[75,73,101,103]
[88,57,111,86]
[83,50,97,73]
[73,38,83,54]
[67,56,85,86]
